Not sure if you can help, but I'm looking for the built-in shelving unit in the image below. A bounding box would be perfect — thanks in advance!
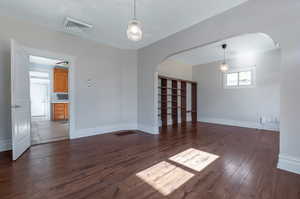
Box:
[158,75,197,126]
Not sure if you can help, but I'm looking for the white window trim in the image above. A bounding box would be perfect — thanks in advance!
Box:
[223,66,256,89]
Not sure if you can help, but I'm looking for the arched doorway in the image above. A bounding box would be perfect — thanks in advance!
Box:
[154,33,281,132]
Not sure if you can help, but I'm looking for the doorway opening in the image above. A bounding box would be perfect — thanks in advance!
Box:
[29,56,70,145]
[11,40,76,160]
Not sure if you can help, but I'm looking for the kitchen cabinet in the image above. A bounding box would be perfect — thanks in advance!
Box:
[53,68,68,92]
[52,103,69,121]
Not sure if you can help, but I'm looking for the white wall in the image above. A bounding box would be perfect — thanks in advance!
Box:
[158,59,193,81]
[0,15,137,151]
[137,0,300,174]
[193,49,280,130]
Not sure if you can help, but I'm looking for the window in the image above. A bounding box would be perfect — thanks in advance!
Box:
[226,73,238,86]
[30,71,49,79]
[223,67,255,88]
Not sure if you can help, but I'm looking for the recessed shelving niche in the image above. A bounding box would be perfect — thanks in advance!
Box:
[158,75,197,126]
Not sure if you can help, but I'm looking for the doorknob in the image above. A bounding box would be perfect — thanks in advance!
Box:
[11,105,21,108]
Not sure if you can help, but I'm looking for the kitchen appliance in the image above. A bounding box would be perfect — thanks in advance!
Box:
[56,93,69,100]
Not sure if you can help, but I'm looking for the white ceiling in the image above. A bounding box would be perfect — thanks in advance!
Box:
[0,0,248,49]
[168,33,279,66]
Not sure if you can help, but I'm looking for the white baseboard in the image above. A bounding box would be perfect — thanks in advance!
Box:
[198,117,279,131]
[0,139,12,152]
[138,124,159,134]
[71,123,138,139]
[277,154,300,175]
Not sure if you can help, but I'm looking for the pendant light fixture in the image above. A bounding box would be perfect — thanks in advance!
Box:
[127,0,143,42]
[220,44,229,72]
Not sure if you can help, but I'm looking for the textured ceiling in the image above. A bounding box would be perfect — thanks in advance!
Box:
[0,0,248,49]
[168,33,279,66]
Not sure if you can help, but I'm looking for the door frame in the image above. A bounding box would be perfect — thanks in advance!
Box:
[24,46,76,139]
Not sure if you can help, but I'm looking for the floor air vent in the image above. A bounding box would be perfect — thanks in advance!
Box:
[114,131,138,136]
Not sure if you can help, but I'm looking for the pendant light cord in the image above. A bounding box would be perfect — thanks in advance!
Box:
[222,44,227,64]
[133,0,136,19]
[224,47,226,63]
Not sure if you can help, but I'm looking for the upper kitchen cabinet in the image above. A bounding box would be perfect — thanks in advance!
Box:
[54,68,68,92]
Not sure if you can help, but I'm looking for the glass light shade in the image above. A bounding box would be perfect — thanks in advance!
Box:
[220,63,229,72]
[127,19,143,41]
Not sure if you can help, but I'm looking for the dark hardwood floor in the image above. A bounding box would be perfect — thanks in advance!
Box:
[0,122,300,199]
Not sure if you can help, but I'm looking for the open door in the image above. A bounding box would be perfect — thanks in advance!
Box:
[11,40,31,160]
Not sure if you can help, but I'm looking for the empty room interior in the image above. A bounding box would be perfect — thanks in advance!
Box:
[0,0,300,198]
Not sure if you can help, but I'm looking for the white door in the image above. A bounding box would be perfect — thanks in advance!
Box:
[11,40,31,160]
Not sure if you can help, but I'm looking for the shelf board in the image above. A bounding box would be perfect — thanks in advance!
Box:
[158,94,186,97]
[185,110,195,113]
[158,113,172,116]
[158,107,182,109]
[158,87,184,90]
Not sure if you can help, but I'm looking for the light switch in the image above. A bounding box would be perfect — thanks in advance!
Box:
[87,78,92,87]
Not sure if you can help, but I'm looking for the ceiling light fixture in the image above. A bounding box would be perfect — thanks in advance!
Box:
[220,44,229,72]
[127,0,143,42]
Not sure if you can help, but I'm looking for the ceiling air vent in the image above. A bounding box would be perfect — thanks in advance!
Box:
[64,17,93,33]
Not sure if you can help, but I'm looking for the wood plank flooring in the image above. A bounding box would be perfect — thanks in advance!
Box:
[0,122,300,199]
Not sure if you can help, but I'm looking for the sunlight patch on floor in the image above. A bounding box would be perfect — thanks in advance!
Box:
[136,161,194,196]
[169,148,219,172]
